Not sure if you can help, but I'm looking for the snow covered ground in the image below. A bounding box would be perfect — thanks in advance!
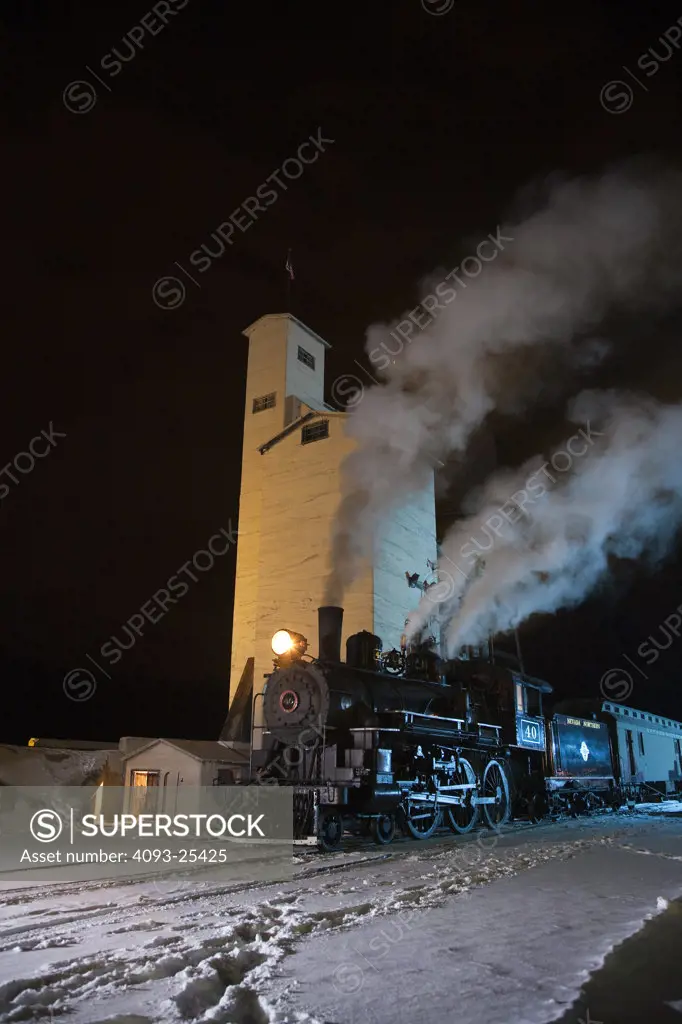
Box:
[634,800,682,815]
[1,813,681,1024]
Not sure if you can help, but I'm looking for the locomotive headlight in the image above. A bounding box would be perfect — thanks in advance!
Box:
[271,629,308,659]
[272,630,294,655]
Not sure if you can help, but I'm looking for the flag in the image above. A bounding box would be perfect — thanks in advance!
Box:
[285,250,294,281]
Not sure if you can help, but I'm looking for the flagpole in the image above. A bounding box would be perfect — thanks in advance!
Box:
[286,248,292,311]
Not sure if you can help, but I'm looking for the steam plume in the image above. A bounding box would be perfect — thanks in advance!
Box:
[407,391,682,653]
[325,163,682,605]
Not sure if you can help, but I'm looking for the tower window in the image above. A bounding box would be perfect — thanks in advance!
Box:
[253,392,276,413]
[297,346,315,370]
[301,420,329,445]
[638,732,645,755]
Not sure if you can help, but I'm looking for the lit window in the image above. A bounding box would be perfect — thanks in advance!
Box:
[297,346,315,370]
[253,392,276,413]
[301,420,329,445]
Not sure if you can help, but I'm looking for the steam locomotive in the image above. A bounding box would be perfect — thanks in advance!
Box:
[250,607,622,850]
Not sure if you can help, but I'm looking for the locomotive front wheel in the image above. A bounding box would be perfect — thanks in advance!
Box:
[317,811,344,852]
[404,798,441,840]
[370,814,396,846]
[482,760,511,829]
[446,757,481,834]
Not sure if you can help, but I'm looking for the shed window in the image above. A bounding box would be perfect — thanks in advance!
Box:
[131,770,159,787]
[253,392,276,413]
[297,346,315,370]
[302,420,329,444]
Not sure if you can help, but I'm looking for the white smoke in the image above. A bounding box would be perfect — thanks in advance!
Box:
[407,391,682,653]
[325,162,682,605]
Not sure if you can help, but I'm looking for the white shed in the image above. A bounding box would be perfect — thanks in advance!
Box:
[120,738,249,812]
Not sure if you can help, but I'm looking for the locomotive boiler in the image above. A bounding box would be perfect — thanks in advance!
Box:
[254,606,551,849]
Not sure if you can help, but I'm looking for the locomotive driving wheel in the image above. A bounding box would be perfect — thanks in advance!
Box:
[482,759,511,828]
[403,793,441,839]
[446,757,480,834]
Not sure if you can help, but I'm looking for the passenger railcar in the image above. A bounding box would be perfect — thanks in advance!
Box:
[600,701,682,797]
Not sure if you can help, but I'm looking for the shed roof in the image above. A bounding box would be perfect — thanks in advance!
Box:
[120,738,249,763]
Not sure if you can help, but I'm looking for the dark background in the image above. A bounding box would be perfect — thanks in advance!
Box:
[2,0,681,743]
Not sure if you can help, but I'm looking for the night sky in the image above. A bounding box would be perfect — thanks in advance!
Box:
[3,0,682,744]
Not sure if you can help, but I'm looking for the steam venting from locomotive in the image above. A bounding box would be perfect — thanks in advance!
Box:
[324,160,682,640]
[408,390,682,651]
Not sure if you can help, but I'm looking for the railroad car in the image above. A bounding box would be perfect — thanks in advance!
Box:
[244,607,682,849]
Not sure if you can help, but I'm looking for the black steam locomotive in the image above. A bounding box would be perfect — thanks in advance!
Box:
[251,607,620,850]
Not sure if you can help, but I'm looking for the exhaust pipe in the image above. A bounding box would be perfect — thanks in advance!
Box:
[318,606,343,662]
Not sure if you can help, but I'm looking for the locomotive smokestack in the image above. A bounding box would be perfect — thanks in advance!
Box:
[318,606,343,662]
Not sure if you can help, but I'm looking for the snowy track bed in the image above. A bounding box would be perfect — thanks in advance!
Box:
[1,815,681,1023]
